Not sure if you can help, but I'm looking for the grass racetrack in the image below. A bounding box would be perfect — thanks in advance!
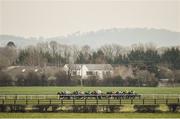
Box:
[0,86,180,94]
[0,86,180,118]
[0,112,180,118]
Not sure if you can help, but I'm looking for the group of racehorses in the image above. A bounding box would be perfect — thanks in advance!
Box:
[57,90,141,100]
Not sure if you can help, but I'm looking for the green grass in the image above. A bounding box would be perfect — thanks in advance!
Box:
[1,98,179,105]
[0,87,179,118]
[0,86,180,95]
[0,112,180,118]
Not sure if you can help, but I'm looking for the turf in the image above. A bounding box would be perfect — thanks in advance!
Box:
[0,112,180,118]
[0,87,180,118]
[0,86,180,95]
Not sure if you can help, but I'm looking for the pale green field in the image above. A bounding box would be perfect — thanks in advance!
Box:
[0,87,179,118]
[0,113,180,118]
[0,86,180,94]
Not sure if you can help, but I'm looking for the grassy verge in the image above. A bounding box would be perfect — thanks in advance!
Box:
[0,113,180,118]
[0,86,180,94]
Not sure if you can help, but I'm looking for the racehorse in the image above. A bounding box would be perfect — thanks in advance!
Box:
[57,90,141,100]
[57,91,71,99]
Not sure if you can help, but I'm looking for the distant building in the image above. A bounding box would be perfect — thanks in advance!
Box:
[63,64,113,79]
[158,78,170,87]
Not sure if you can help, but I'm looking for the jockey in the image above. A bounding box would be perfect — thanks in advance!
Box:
[65,90,71,95]
[97,90,102,94]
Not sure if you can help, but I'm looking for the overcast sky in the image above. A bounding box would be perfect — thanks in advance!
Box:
[0,0,180,37]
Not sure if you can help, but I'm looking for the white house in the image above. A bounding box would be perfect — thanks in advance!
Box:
[63,64,113,79]
[158,78,170,87]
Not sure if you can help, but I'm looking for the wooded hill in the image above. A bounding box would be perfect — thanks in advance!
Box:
[0,41,180,86]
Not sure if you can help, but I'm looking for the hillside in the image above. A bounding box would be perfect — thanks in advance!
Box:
[0,28,180,48]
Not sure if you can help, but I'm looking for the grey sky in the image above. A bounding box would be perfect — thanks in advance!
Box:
[0,0,180,37]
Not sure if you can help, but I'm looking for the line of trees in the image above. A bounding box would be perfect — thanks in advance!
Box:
[6,41,179,70]
[0,41,179,69]
[0,70,159,86]
[0,41,180,86]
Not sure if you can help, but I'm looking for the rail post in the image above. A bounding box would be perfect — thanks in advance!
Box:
[131,99,133,104]
[166,98,168,104]
[73,98,75,105]
[26,99,28,105]
[143,98,144,105]
[84,98,87,105]
[61,99,63,106]
[154,99,156,104]
[15,95,18,100]
[2,99,4,104]
[38,99,40,104]
[57,95,59,100]
[108,98,110,105]
[96,98,98,105]
[49,99,51,105]
[119,99,121,105]
[178,98,179,103]
[14,99,16,104]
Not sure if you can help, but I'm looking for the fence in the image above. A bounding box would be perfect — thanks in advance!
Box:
[0,94,180,99]
[0,94,179,105]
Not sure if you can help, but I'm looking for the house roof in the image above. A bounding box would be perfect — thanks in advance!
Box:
[65,64,82,70]
[159,78,170,82]
[65,64,113,70]
[85,64,113,70]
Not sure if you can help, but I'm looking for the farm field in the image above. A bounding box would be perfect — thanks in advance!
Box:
[0,86,180,95]
[0,86,180,105]
[0,112,180,118]
[0,87,180,118]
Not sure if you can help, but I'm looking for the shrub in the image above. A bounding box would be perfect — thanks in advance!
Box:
[167,104,180,112]
[16,74,25,86]
[134,105,159,112]
[24,71,41,86]
[55,71,71,86]
[0,71,13,86]
[84,75,98,86]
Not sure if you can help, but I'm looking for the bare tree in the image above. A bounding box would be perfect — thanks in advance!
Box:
[0,44,17,69]
[71,45,80,63]
[4,46,17,65]
[81,45,91,63]
[50,41,58,57]
[0,53,9,70]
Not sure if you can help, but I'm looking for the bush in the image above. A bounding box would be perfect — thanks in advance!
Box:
[112,76,124,86]
[0,71,13,86]
[167,104,180,112]
[40,74,48,86]
[102,75,123,86]
[71,78,80,86]
[55,71,71,86]
[24,71,41,86]
[16,74,25,86]
[84,76,98,86]
[108,105,121,112]
[134,105,159,112]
